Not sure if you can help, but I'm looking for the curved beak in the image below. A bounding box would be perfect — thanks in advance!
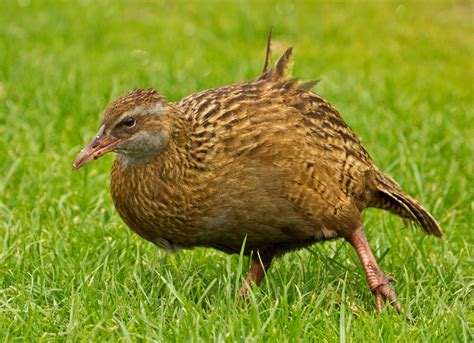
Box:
[72,125,121,170]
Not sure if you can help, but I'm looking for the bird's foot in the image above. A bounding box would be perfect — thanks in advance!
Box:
[239,276,254,295]
[371,274,401,314]
[347,227,409,318]
[238,254,272,296]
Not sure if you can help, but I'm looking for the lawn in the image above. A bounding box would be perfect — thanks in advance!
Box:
[0,0,472,341]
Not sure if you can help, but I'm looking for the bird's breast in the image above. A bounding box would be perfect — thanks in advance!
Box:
[110,159,201,248]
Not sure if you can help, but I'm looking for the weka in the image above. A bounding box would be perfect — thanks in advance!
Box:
[73,35,441,313]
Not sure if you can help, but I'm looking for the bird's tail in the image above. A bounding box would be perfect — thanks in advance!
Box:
[371,171,442,237]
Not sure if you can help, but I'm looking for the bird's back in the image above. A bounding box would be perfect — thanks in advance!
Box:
[176,52,377,210]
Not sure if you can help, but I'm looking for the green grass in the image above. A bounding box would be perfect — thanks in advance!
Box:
[0,0,472,341]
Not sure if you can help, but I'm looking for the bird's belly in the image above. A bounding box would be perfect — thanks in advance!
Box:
[120,195,339,254]
[196,196,340,253]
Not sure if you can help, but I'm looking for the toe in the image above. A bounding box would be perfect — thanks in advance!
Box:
[373,282,401,314]
[239,284,250,295]
[388,290,401,313]
[375,293,384,311]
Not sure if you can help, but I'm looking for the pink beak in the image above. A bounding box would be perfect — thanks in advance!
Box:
[72,125,121,170]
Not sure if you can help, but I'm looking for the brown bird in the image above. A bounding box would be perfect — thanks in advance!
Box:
[73,33,441,313]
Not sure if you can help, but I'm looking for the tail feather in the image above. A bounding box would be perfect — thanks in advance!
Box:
[258,46,294,81]
[262,27,273,73]
[257,32,319,92]
[373,172,442,237]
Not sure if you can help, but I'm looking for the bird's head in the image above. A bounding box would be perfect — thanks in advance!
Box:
[73,88,173,170]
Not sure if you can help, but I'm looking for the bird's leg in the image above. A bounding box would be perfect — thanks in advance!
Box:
[239,252,272,295]
[346,227,401,313]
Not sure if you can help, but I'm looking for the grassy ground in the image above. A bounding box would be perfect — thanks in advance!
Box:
[0,0,472,341]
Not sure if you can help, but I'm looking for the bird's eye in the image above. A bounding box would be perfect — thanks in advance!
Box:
[121,117,136,128]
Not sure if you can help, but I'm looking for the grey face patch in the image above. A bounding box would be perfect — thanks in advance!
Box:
[115,129,169,165]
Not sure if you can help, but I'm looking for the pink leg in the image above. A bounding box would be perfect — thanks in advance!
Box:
[239,253,272,294]
[346,227,401,313]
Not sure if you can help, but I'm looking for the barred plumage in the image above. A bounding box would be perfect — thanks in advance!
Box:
[74,34,441,313]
